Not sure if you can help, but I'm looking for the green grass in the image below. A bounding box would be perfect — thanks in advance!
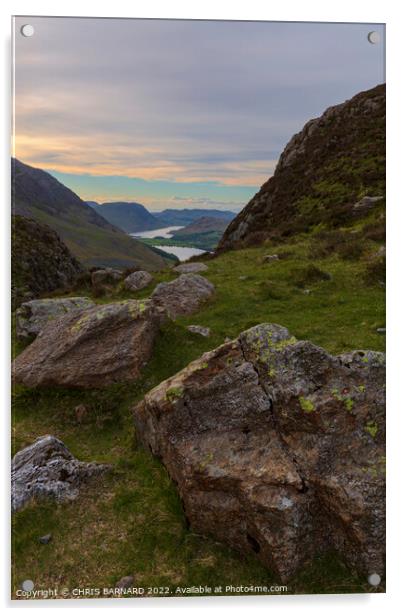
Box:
[11,228,385,598]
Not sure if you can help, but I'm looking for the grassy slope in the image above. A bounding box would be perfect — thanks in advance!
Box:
[26,204,170,270]
[11,219,385,598]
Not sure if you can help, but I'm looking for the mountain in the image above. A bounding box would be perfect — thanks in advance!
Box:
[153,208,236,227]
[219,84,385,251]
[12,215,84,309]
[87,201,160,233]
[12,159,169,270]
[172,216,229,237]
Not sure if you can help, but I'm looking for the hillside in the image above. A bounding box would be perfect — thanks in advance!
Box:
[88,201,160,233]
[172,216,229,236]
[154,208,236,227]
[219,84,385,250]
[11,215,83,309]
[11,84,386,597]
[12,225,385,595]
[12,159,169,270]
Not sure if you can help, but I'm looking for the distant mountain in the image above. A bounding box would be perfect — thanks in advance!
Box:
[12,159,168,270]
[12,215,84,309]
[153,208,236,227]
[172,216,229,237]
[87,201,160,233]
[219,84,385,251]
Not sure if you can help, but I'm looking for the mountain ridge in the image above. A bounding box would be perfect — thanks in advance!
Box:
[87,201,160,233]
[12,159,169,270]
[218,84,385,251]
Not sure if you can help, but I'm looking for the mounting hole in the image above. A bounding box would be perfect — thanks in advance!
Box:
[22,579,34,591]
[368,573,381,586]
[367,31,380,45]
[21,24,34,37]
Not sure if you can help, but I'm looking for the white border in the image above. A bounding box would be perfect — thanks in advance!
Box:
[1,1,401,614]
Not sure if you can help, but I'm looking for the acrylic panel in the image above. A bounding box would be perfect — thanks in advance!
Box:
[11,16,385,600]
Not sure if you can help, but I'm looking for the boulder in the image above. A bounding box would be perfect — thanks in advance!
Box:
[15,297,95,341]
[12,435,110,512]
[124,270,153,292]
[173,262,208,274]
[91,268,123,290]
[187,325,211,337]
[262,254,279,263]
[134,323,385,582]
[12,300,162,388]
[151,274,214,319]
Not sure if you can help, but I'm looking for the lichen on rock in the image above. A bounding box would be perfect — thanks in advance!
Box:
[133,322,385,582]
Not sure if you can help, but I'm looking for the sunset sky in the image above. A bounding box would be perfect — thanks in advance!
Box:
[13,17,384,211]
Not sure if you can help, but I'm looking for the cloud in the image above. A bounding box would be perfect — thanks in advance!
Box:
[14,17,384,200]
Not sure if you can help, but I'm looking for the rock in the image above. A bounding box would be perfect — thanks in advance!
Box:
[12,435,110,512]
[187,325,211,337]
[115,576,134,589]
[173,262,208,274]
[134,323,385,582]
[91,268,123,290]
[15,297,95,341]
[353,196,383,212]
[12,300,163,388]
[218,85,385,251]
[74,404,89,423]
[39,533,52,544]
[151,274,214,319]
[376,328,386,334]
[376,245,386,258]
[124,270,153,291]
[262,254,279,263]
[12,215,84,310]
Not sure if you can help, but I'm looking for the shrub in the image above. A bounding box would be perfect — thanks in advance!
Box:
[290,265,331,288]
[363,221,386,243]
[337,240,365,261]
[364,257,386,286]
[258,281,285,300]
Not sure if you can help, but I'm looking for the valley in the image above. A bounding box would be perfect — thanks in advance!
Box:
[11,83,386,598]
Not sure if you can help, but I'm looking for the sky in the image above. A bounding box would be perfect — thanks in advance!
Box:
[13,17,385,211]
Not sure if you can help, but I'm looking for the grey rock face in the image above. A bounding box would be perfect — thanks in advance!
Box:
[15,297,95,341]
[134,323,385,582]
[12,435,110,513]
[151,274,214,319]
[187,325,211,337]
[124,270,153,291]
[12,300,162,388]
[173,262,208,274]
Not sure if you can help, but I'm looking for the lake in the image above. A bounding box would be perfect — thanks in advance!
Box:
[133,226,184,239]
[131,226,207,261]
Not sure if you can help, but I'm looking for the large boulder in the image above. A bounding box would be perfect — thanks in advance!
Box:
[134,323,385,582]
[12,435,110,512]
[124,270,153,292]
[151,274,214,318]
[15,297,95,341]
[12,300,162,388]
[173,262,208,274]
